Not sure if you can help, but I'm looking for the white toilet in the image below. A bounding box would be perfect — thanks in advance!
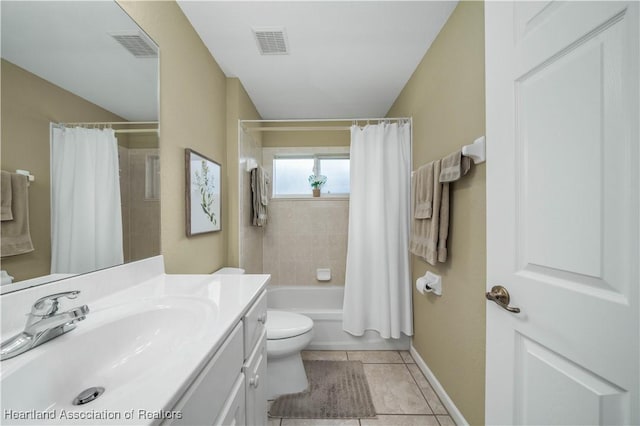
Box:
[211,268,315,399]
[266,309,314,399]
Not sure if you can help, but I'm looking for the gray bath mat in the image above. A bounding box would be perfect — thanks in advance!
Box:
[269,360,376,419]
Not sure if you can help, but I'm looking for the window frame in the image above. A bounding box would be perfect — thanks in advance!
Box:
[264,146,350,200]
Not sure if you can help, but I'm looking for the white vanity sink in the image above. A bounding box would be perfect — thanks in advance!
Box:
[2,297,216,418]
[0,257,270,425]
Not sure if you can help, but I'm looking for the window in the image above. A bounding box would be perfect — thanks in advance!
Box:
[145,154,160,200]
[273,157,315,196]
[272,153,350,197]
[318,156,350,194]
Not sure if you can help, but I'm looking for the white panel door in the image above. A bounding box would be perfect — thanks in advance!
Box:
[485,2,639,425]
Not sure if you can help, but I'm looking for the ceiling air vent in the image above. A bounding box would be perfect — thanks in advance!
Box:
[252,27,289,55]
[109,31,158,58]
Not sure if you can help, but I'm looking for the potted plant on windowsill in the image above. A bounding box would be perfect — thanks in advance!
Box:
[308,174,327,197]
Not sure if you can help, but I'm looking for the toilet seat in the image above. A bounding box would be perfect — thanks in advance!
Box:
[267,310,313,340]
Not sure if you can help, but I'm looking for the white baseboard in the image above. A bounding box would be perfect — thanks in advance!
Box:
[410,344,469,426]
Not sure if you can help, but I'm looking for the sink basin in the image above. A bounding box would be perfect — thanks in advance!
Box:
[0,296,218,424]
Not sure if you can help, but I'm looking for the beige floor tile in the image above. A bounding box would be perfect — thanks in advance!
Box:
[347,350,404,363]
[400,351,415,364]
[361,415,440,425]
[406,364,448,415]
[301,350,349,361]
[280,420,359,426]
[363,364,432,415]
[437,415,456,426]
[268,418,281,426]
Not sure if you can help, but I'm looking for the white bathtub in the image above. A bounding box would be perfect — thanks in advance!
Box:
[267,285,410,350]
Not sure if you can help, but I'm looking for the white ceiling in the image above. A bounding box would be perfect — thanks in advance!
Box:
[178,1,457,119]
[1,1,158,121]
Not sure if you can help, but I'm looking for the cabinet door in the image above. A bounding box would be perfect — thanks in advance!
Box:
[244,291,267,357]
[215,373,246,426]
[244,329,267,426]
[168,323,243,425]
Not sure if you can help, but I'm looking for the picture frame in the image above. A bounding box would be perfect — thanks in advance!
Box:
[185,149,221,236]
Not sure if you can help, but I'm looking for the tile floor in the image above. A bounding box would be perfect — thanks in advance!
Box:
[268,350,456,426]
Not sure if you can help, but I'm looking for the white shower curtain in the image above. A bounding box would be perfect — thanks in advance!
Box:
[343,122,413,339]
[51,126,124,274]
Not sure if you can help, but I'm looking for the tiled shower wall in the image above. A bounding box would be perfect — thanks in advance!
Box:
[118,147,161,263]
[118,145,131,262]
[128,149,160,261]
[263,199,349,286]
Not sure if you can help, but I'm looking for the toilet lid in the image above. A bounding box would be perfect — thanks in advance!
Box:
[267,310,313,340]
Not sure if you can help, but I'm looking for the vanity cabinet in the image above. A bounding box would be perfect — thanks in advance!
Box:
[243,291,267,353]
[168,323,244,426]
[0,256,271,426]
[165,290,267,426]
[243,291,267,426]
[214,374,246,426]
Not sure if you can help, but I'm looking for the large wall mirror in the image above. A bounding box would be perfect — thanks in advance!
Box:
[0,1,160,294]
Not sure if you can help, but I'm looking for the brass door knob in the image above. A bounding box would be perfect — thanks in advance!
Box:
[485,285,520,313]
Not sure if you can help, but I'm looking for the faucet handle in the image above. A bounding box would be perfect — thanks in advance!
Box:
[31,290,81,317]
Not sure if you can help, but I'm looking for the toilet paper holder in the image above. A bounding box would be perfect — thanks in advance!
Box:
[417,271,442,296]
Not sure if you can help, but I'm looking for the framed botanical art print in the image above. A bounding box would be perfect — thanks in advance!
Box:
[185,149,221,236]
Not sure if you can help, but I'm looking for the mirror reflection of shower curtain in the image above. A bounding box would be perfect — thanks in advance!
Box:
[343,121,413,339]
[51,126,124,274]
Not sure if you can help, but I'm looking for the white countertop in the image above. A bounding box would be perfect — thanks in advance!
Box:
[0,258,270,425]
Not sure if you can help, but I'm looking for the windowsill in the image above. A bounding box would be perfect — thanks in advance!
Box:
[272,195,350,201]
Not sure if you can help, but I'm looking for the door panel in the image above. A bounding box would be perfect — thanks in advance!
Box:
[485,1,639,424]
[514,334,627,425]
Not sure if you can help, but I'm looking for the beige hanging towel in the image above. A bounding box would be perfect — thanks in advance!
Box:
[413,161,434,219]
[1,171,13,221]
[438,182,450,263]
[1,173,34,257]
[251,166,269,227]
[439,150,471,183]
[410,160,442,265]
[436,150,472,262]
[258,167,270,207]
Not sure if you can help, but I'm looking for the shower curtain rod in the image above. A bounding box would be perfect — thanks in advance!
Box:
[241,117,411,132]
[113,129,158,134]
[248,126,351,132]
[53,121,158,134]
[241,117,410,123]
[61,121,158,125]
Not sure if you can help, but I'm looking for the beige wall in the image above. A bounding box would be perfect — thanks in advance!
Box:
[0,59,125,282]
[262,122,350,148]
[226,78,262,268]
[128,133,159,150]
[387,2,486,424]
[119,1,228,274]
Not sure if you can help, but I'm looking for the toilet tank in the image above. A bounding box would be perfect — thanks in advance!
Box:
[212,267,245,275]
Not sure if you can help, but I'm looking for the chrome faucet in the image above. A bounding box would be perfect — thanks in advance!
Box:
[1,290,89,361]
